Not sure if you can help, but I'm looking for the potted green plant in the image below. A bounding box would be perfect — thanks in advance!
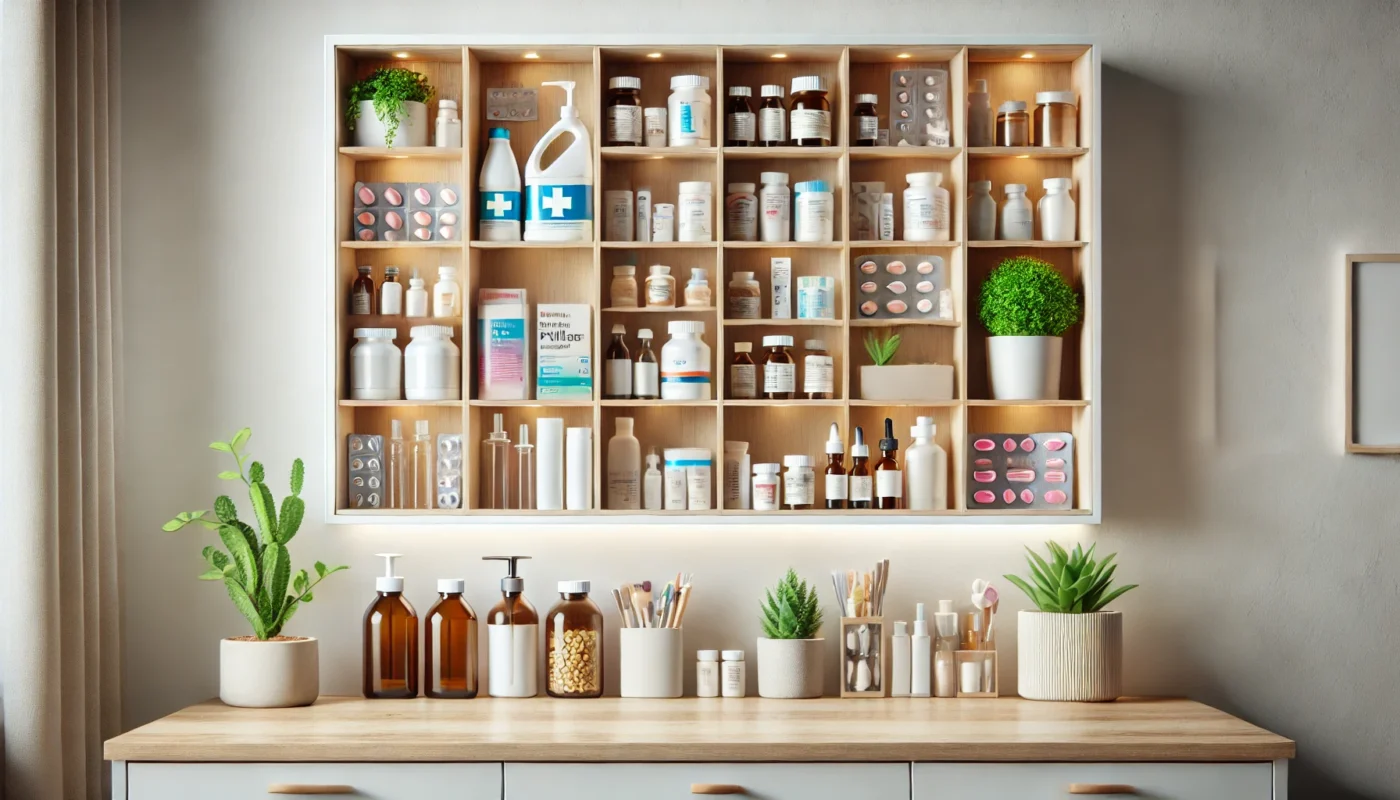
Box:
[756,569,825,698]
[858,331,954,401]
[164,428,348,708]
[1004,541,1137,702]
[345,67,434,148]
[979,255,1081,400]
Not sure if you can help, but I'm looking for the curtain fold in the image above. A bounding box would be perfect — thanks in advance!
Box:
[0,0,123,798]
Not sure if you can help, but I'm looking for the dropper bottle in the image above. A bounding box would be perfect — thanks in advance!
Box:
[363,553,419,698]
[482,413,510,509]
[514,423,535,510]
[848,426,872,509]
[483,555,538,697]
[824,422,846,510]
[874,417,902,510]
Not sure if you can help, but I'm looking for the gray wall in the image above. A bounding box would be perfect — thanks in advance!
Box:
[119,1,1400,797]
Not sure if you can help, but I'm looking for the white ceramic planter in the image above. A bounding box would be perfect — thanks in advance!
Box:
[352,99,429,148]
[987,336,1062,400]
[756,638,825,698]
[1016,611,1122,702]
[619,628,683,698]
[219,636,320,708]
[859,364,954,402]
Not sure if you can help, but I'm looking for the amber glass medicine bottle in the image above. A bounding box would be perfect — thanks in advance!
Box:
[605,76,643,146]
[546,581,604,698]
[424,578,478,699]
[363,553,419,699]
[849,426,873,509]
[789,76,832,146]
[874,418,903,510]
[824,422,846,510]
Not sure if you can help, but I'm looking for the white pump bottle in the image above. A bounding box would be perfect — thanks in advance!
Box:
[524,81,594,242]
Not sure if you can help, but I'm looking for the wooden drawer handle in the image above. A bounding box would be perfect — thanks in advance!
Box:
[691,784,745,795]
[1069,785,1138,795]
[268,786,356,795]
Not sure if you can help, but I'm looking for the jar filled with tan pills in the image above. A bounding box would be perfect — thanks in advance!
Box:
[546,580,604,698]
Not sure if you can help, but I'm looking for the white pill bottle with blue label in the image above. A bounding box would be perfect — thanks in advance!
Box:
[478,127,522,242]
[525,81,594,242]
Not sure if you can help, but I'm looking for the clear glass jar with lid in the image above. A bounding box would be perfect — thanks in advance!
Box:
[789,76,832,146]
[403,325,459,401]
[762,334,796,399]
[996,100,1030,147]
[350,327,402,401]
[546,580,604,698]
[1033,91,1077,147]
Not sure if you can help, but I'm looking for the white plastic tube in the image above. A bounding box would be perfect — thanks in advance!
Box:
[566,426,592,510]
[536,418,565,510]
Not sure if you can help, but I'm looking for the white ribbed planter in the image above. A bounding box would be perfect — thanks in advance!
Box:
[1016,611,1122,702]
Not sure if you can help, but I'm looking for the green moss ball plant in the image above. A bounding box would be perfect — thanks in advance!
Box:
[979,255,1081,337]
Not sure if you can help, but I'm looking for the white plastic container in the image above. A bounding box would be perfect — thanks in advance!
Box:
[664,447,712,510]
[697,649,721,697]
[652,203,675,241]
[1039,176,1077,241]
[904,416,948,511]
[524,81,593,242]
[635,188,652,242]
[723,440,751,510]
[677,180,713,242]
[478,127,522,242]
[380,267,403,316]
[565,426,592,510]
[904,172,950,242]
[967,79,993,147]
[435,99,462,148]
[660,320,711,400]
[759,172,791,242]
[607,416,641,510]
[721,650,747,697]
[1000,183,1034,240]
[604,189,634,241]
[404,325,461,401]
[968,180,997,241]
[536,417,565,511]
[752,463,781,511]
[432,265,460,318]
[644,107,667,147]
[725,182,757,241]
[405,275,428,318]
[782,454,815,509]
[350,328,402,401]
[668,75,712,147]
[793,179,833,242]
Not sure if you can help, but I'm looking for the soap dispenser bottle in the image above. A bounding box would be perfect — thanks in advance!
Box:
[425,578,478,699]
[363,553,419,699]
[524,81,594,242]
[483,555,539,697]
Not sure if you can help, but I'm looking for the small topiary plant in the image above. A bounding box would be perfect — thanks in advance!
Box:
[1004,541,1137,613]
[979,255,1081,337]
[760,569,824,639]
[863,331,902,366]
[164,428,348,640]
[345,67,434,148]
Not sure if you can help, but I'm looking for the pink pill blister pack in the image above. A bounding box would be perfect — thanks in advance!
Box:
[852,253,951,320]
[352,181,463,242]
[965,432,1074,510]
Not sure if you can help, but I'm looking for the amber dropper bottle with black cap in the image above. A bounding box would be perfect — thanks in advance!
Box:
[874,417,903,510]
[849,426,872,509]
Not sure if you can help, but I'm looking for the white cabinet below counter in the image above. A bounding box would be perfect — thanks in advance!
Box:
[126,763,502,800]
[504,763,910,800]
[913,762,1273,799]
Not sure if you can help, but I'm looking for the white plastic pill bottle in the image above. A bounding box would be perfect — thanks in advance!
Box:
[668,75,712,147]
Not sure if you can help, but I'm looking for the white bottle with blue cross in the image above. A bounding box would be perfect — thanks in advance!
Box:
[478,127,521,242]
[524,81,594,242]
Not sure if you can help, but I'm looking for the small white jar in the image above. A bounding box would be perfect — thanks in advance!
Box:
[793,179,833,243]
[968,180,997,241]
[782,455,816,509]
[432,265,460,318]
[659,320,711,400]
[697,650,721,698]
[904,172,950,242]
[350,328,402,400]
[404,325,461,401]
[1000,183,1034,241]
[1038,177,1076,241]
[725,182,757,241]
[668,75,712,147]
[758,172,790,242]
[721,650,747,697]
[752,463,781,511]
[677,180,713,242]
[652,203,676,242]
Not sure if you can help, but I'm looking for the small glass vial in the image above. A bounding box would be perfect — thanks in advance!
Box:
[645,264,675,308]
[611,265,638,308]
[388,419,407,509]
[380,266,403,315]
[424,579,478,699]
[996,100,1030,147]
[802,339,833,399]
[605,76,643,147]
[514,423,534,510]
[752,463,781,511]
[729,342,757,399]
[412,420,433,510]
[727,271,761,319]
[481,413,509,509]
[721,649,747,697]
[633,329,659,399]
[685,267,711,307]
[351,265,375,315]
[762,335,796,399]
[546,581,604,699]
[783,455,815,510]
[789,76,832,146]
[697,649,721,697]
[757,85,786,146]
[852,93,879,146]
[725,86,756,147]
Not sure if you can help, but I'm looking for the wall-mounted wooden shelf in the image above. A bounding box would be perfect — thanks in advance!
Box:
[327,39,1100,524]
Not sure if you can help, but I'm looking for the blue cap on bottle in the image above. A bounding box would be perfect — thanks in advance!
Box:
[489,127,510,139]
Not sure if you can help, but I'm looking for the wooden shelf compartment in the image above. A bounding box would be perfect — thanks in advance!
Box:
[849,154,965,245]
[967,46,1094,150]
[849,404,959,508]
[599,404,719,510]
[470,241,594,250]
[966,150,1089,244]
[847,46,966,150]
[965,402,1093,514]
[466,403,595,511]
[848,322,959,402]
[721,245,847,323]
[721,46,847,148]
[722,404,851,508]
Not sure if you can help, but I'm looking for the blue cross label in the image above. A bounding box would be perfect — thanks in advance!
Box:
[526,183,592,226]
[478,190,521,236]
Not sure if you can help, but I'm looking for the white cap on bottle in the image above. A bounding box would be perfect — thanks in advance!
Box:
[438,578,465,594]
[698,649,720,661]
[783,454,812,468]
[375,553,404,593]
[762,334,794,347]
[669,320,706,335]
[671,74,710,90]
[911,416,936,439]
[559,580,591,594]
[760,84,784,97]
[721,650,745,661]
[609,76,641,90]
[825,422,844,455]
[855,93,878,104]
[1035,91,1076,106]
[912,601,929,637]
[791,75,827,93]
[352,327,397,340]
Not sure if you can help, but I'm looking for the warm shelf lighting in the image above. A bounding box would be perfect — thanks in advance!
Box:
[394,52,410,59]
[896,53,912,59]
[523,52,540,59]
[1020,52,1035,59]
[646,52,662,59]
[1016,155,1030,159]
[771,53,787,59]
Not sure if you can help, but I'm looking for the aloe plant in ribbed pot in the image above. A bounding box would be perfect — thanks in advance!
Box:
[756,569,825,698]
[164,428,348,708]
[1005,541,1137,702]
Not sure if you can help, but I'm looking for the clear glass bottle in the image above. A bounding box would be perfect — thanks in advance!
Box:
[729,342,757,399]
[412,420,433,510]
[351,265,375,315]
[546,581,604,698]
[514,424,535,510]
[387,419,406,509]
[482,413,509,509]
[633,329,659,399]
[424,579,478,699]
[363,554,418,699]
[996,101,1030,147]
[761,335,796,400]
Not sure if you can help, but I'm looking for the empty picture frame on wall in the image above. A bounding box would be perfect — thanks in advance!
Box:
[1346,254,1400,453]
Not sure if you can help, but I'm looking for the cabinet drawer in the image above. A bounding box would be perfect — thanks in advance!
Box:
[127,763,502,800]
[913,762,1272,799]
[505,763,909,799]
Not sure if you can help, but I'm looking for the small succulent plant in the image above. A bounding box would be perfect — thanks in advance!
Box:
[863,331,902,367]
[760,569,824,639]
[1004,541,1136,613]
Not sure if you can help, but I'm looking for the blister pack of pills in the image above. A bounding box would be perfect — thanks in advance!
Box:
[352,182,463,242]
[890,68,950,147]
[485,87,538,122]
[347,434,384,509]
[437,433,463,510]
[853,253,950,319]
[965,433,1075,510]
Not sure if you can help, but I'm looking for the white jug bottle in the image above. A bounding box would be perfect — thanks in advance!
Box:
[478,127,522,241]
[524,81,594,242]
[904,416,948,510]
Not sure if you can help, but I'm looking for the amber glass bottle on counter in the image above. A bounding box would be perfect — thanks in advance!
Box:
[363,553,418,699]
[424,579,478,699]
[546,581,604,698]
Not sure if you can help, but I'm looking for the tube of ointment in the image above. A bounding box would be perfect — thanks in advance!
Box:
[636,188,652,243]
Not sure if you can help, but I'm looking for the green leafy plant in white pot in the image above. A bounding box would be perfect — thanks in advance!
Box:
[164,428,348,708]
[345,67,434,148]
[756,569,826,698]
[1005,541,1137,702]
[858,331,954,401]
[979,256,1081,400]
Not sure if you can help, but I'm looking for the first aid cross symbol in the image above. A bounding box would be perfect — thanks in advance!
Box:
[486,193,512,216]
[541,187,572,218]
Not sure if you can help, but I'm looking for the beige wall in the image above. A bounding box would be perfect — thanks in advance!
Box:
[119,1,1400,797]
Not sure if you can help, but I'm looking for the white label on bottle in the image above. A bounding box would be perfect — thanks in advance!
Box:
[677,194,711,241]
[646,280,673,306]
[729,295,760,319]
[906,194,935,233]
[760,191,790,242]
[826,473,848,500]
[726,112,755,143]
[763,362,795,393]
[730,363,757,398]
[725,194,757,241]
[753,479,779,510]
[608,469,640,509]
[857,116,878,142]
[677,100,709,137]
[933,193,950,234]
[607,105,642,144]
[790,108,831,142]
[605,358,632,397]
[633,361,659,397]
[351,288,371,315]
[850,474,873,502]
[664,466,688,509]
[759,107,786,143]
[784,470,814,506]
[876,470,904,499]
[803,355,833,395]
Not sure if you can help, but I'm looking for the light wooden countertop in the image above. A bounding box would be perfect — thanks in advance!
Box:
[104,696,1293,763]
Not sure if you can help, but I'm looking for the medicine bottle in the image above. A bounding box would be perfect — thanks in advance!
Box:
[685,267,711,307]
[697,650,720,698]
[1000,183,1033,241]
[996,100,1030,147]
[968,180,996,241]
[646,264,676,308]
[853,93,879,146]
[724,182,757,242]
[849,426,872,509]
[802,339,833,399]
[758,172,791,243]
[727,271,761,319]
[824,423,846,510]
[789,76,832,146]
[757,84,786,146]
[546,581,604,699]
[1038,177,1076,242]
[783,455,815,510]
[611,265,638,308]
[874,418,902,510]
[404,325,461,401]
[405,274,428,318]
[968,79,993,147]
[604,324,632,399]
[721,650,747,697]
[351,327,402,401]
[433,265,460,318]
[1033,91,1077,147]
[668,75,712,147]
[729,341,757,399]
[793,180,833,243]
[605,76,643,147]
[380,266,403,315]
[351,265,375,315]
[903,172,950,242]
[363,554,418,699]
[725,86,756,147]
[761,334,796,399]
[633,328,659,399]
[751,465,781,511]
[424,579,478,699]
[677,181,713,242]
[660,320,712,400]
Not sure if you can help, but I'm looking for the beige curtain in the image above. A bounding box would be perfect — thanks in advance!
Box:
[0,0,123,798]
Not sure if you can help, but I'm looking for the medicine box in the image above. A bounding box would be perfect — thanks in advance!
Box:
[536,303,592,398]
[479,288,529,400]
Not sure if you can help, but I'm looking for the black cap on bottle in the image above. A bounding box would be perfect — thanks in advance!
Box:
[879,417,899,452]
